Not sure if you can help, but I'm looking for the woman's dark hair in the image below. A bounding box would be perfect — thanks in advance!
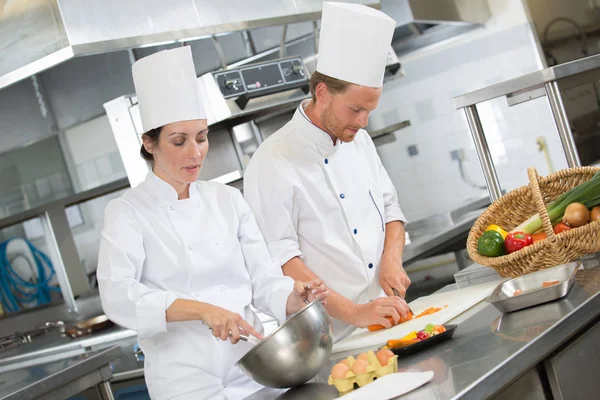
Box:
[140,126,163,161]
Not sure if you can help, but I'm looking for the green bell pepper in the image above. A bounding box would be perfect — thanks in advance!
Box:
[477,230,506,257]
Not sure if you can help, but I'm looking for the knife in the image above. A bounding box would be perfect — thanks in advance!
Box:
[392,288,414,315]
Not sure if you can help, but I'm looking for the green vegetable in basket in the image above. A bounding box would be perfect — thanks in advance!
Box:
[477,230,506,257]
[511,170,600,234]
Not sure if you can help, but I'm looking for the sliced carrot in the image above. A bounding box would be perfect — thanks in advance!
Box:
[387,338,418,349]
[414,307,443,318]
[513,289,523,296]
[542,280,560,287]
[367,312,414,331]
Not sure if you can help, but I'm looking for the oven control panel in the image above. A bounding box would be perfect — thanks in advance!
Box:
[212,57,308,101]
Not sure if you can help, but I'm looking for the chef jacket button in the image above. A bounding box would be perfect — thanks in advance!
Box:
[169,206,174,211]
[220,287,226,293]
[324,158,329,164]
[353,229,358,235]
[340,193,345,199]
[368,263,374,269]
[188,245,193,250]
[194,292,200,298]
[223,384,227,388]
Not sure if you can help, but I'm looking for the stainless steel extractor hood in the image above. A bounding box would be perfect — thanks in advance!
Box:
[0,0,377,91]
[381,0,491,56]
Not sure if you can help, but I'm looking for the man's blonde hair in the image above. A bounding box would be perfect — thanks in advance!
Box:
[309,71,352,102]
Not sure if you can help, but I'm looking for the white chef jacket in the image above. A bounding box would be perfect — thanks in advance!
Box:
[97,171,294,400]
[243,100,407,342]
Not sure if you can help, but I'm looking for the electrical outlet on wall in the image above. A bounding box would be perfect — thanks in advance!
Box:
[450,149,464,161]
[407,144,419,157]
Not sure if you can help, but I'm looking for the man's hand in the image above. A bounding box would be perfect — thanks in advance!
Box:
[379,256,411,298]
[352,297,410,328]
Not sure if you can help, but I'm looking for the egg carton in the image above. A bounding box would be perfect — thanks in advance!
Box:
[327,350,398,394]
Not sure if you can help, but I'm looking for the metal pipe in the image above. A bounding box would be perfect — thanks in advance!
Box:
[126,49,136,66]
[312,21,320,53]
[464,106,503,202]
[211,35,228,69]
[544,81,581,167]
[98,381,115,400]
[41,209,79,313]
[227,32,314,69]
[279,24,288,58]
[242,30,257,57]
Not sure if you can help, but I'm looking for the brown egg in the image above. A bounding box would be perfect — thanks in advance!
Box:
[351,359,369,375]
[339,359,351,368]
[376,349,395,366]
[331,363,350,380]
[356,353,369,362]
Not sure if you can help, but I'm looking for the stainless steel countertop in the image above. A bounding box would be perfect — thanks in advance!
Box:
[0,345,121,400]
[0,325,135,374]
[453,54,600,108]
[244,265,600,400]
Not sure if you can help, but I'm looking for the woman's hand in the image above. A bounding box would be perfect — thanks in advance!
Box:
[200,303,263,344]
[286,279,330,315]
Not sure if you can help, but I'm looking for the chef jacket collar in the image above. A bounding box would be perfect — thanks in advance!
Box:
[144,170,200,203]
[295,99,342,157]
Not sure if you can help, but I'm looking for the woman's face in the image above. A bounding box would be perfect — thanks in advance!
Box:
[143,119,209,189]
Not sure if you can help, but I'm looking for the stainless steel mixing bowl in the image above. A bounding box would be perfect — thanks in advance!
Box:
[236,299,333,388]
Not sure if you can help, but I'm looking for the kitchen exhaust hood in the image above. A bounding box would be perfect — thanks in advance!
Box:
[0,0,377,91]
[381,0,490,56]
[1,0,489,92]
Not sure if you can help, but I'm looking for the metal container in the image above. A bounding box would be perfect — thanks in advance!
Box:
[236,299,333,388]
[454,263,502,289]
[486,261,581,313]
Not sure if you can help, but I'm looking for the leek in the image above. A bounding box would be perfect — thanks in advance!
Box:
[511,170,600,234]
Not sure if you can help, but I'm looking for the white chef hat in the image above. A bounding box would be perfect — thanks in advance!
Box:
[132,46,206,132]
[316,2,396,88]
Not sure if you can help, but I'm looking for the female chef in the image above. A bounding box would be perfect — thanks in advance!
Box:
[96,46,329,400]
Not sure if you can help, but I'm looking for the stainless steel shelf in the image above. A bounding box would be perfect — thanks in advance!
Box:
[453,54,600,109]
[0,178,129,231]
[453,55,600,201]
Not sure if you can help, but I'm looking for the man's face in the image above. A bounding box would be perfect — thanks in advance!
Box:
[320,84,382,143]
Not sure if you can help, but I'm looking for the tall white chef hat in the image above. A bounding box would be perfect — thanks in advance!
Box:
[316,2,396,88]
[132,46,206,132]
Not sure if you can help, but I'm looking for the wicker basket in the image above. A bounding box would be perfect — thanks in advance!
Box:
[467,166,600,278]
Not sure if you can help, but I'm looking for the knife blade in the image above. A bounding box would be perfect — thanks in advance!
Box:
[392,288,414,315]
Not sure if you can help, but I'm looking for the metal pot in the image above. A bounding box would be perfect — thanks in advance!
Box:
[236,299,333,388]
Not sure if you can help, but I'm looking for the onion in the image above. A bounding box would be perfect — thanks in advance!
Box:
[592,206,600,222]
[563,203,590,228]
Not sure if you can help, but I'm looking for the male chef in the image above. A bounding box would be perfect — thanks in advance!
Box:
[244,2,410,342]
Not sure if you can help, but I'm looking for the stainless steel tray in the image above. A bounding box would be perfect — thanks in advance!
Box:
[486,261,581,313]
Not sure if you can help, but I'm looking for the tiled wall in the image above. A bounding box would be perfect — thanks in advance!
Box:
[372,1,569,222]
[62,115,128,192]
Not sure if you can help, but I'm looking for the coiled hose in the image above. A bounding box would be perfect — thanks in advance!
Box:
[0,238,60,313]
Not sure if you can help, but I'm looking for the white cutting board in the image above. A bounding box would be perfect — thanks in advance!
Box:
[332,279,505,354]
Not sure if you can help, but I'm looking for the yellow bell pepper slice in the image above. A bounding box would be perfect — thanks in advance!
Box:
[402,331,418,340]
[485,224,508,240]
